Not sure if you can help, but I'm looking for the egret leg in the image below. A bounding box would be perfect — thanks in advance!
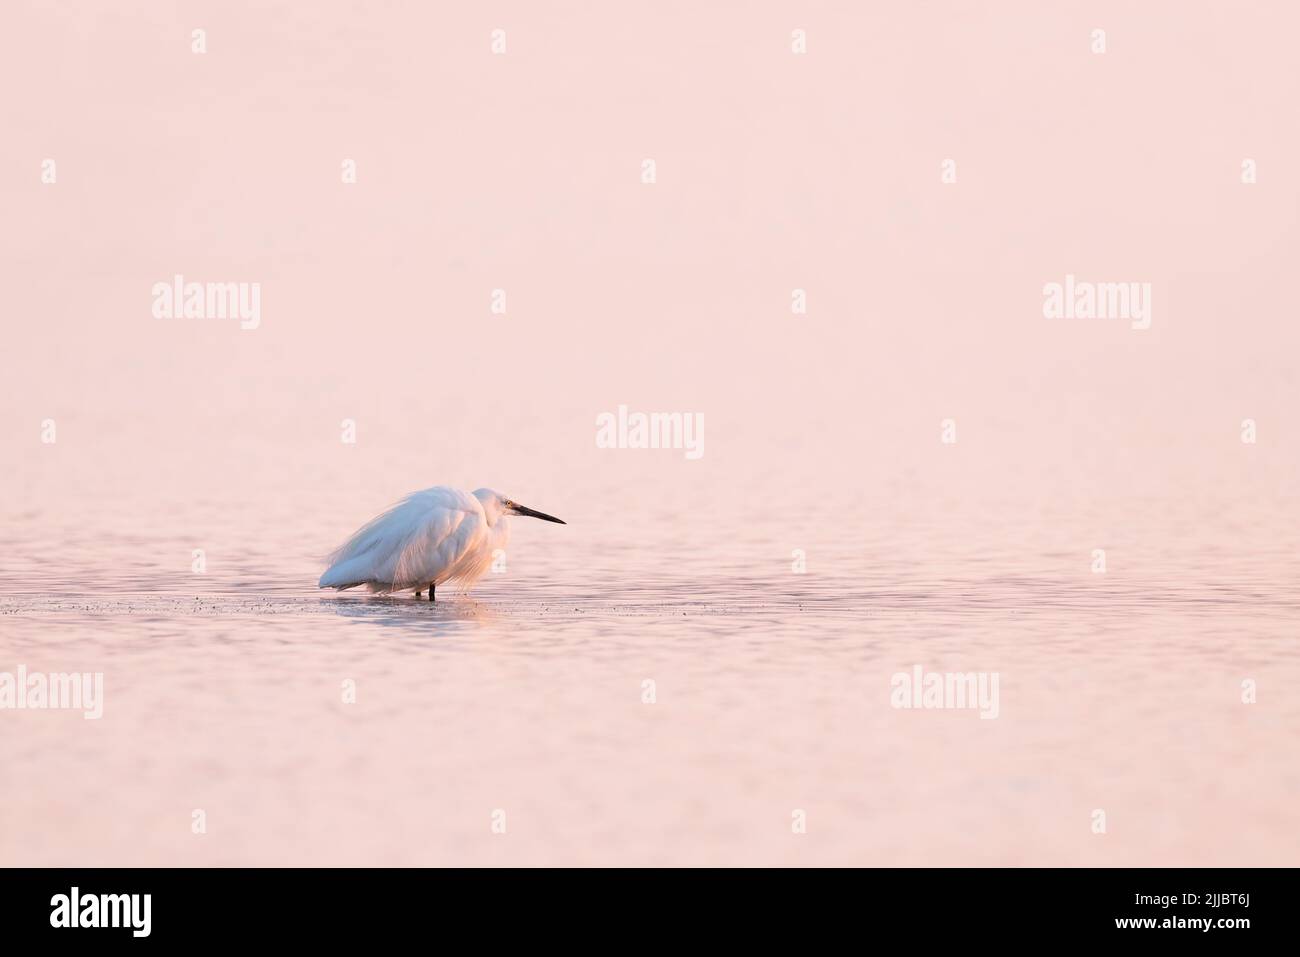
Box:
[429,583,436,602]
[414,590,421,598]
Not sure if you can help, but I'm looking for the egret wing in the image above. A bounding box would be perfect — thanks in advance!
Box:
[392,496,487,590]
[319,486,486,592]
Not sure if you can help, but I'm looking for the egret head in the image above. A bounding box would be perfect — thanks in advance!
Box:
[472,488,567,526]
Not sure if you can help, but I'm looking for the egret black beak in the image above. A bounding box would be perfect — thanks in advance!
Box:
[510,503,566,524]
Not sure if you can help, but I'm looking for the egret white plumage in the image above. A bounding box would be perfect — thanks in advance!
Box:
[319,486,565,600]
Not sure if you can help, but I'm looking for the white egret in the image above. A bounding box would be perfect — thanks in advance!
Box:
[318,486,565,600]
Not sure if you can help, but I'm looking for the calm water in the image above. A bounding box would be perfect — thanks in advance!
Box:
[2,452,1297,867]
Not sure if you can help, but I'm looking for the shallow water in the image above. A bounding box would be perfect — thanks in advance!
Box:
[2,465,1298,866]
